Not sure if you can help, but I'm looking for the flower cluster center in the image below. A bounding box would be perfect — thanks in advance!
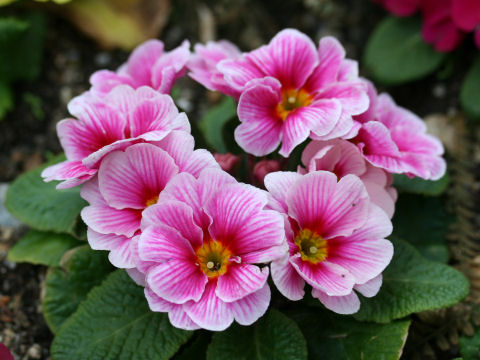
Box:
[196,239,232,278]
[145,195,159,207]
[275,88,313,121]
[294,228,328,264]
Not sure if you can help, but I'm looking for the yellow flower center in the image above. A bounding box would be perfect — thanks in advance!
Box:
[145,195,159,207]
[196,240,232,278]
[275,88,313,121]
[294,229,328,264]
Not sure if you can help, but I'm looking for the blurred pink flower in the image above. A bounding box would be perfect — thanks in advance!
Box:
[80,137,218,268]
[217,29,369,157]
[374,0,421,16]
[42,86,190,189]
[188,40,242,98]
[253,159,281,184]
[90,40,190,95]
[352,81,446,180]
[135,168,285,330]
[300,139,397,218]
[265,171,393,314]
[0,343,14,360]
[213,152,240,173]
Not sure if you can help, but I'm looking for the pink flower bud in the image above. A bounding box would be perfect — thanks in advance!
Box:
[254,159,281,184]
[214,153,240,173]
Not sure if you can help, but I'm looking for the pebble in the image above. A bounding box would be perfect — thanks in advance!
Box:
[26,344,41,359]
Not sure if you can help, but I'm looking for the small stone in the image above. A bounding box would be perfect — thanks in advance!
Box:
[26,344,41,359]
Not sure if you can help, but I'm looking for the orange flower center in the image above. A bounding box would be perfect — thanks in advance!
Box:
[196,239,232,278]
[275,88,313,121]
[145,195,159,207]
[294,229,328,264]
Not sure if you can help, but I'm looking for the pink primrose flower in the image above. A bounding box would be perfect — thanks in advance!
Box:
[217,29,369,157]
[80,136,219,268]
[90,39,190,95]
[188,40,242,98]
[374,0,421,16]
[265,171,393,314]
[300,139,397,218]
[352,81,446,180]
[421,0,467,52]
[135,168,286,330]
[42,85,190,189]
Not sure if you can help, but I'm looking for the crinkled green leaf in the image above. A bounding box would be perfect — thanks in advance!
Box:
[7,230,82,267]
[42,245,114,333]
[460,327,480,360]
[364,16,446,85]
[198,97,237,153]
[392,194,450,263]
[393,173,450,197]
[461,55,480,121]
[6,154,87,235]
[0,13,46,82]
[207,309,307,360]
[51,270,193,360]
[355,239,469,323]
[290,308,410,360]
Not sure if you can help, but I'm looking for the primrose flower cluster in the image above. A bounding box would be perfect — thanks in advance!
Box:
[375,0,480,51]
[42,29,446,331]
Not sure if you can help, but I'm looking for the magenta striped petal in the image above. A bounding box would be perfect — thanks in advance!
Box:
[81,204,141,237]
[125,39,164,86]
[42,160,96,185]
[184,281,234,331]
[152,40,190,93]
[141,201,203,248]
[86,229,134,268]
[236,79,283,156]
[138,224,196,263]
[311,289,360,314]
[264,171,302,211]
[354,274,383,297]
[271,257,305,301]
[147,259,207,304]
[99,144,179,209]
[290,255,355,296]
[216,264,269,302]
[305,36,345,92]
[247,29,318,89]
[228,283,271,326]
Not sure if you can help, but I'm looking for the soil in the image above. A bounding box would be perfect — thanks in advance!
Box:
[0,0,475,359]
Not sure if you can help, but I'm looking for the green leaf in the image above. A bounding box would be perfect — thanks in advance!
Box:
[6,155,87,235]
[7,230,82,266]
[290,308,410,360]
[51,270,193,360]
[392,194,450,263]
[42,245,114,333]
[364,16,446,85]
[198,97,237,153]
[207,309,307,360]
[461,55,480,120]
[393,173,450,197]
[0,13,46,82]
[355,239,469,323]
[460,329,480,360]
[0,81,14,120]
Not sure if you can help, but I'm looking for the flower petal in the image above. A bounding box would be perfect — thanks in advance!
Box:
[271,257,305,300]
[99,144,179,209]
[81,204,141,237]
[354,274,383,297]
[229,283,271,326]
[216,264,269,302]
[312,288,360,314]
[146,259,207,304]
[184,281,234,331]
